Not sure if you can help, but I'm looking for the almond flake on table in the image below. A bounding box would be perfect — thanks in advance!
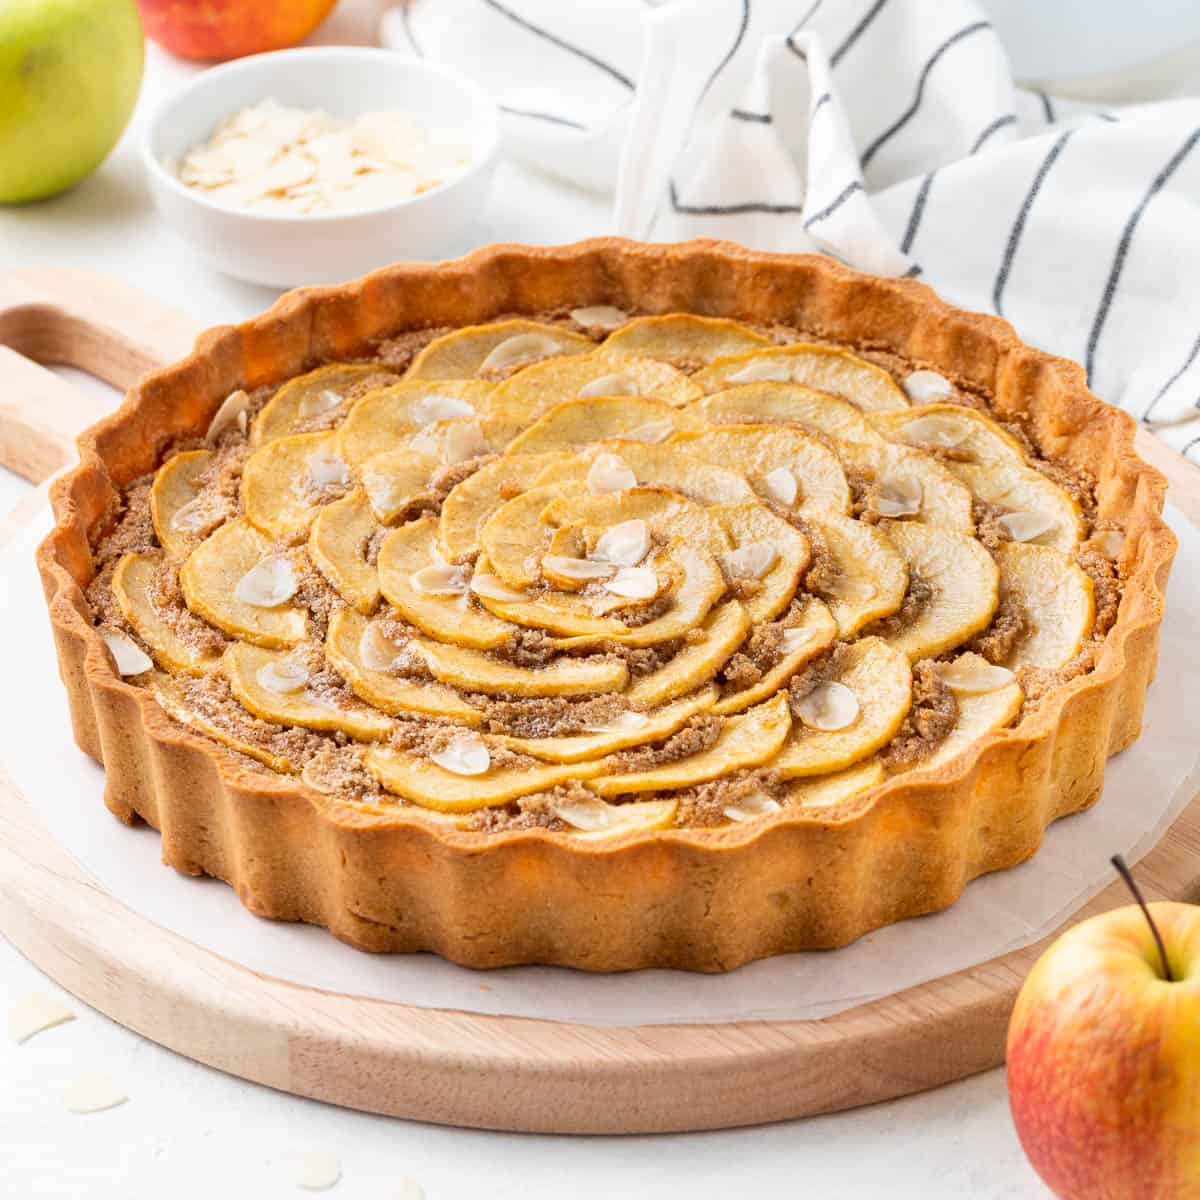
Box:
[289,1150,342,1192]
[7,993,75,1044]
[63,1071,127,1115]
[177,99,471,216]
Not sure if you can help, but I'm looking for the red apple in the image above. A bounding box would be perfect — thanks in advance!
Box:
[137,0,337,62]
[1007,899,1200,1199]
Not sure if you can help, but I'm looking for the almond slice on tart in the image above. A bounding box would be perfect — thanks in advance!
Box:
[150,449,219,560]
[877,523,1000,661]
[112,552,224,675]
[693,344,910,412]
[871,403,1027,464]
[688,382,885,444]
[308,491,381,615]
[438,452,561,564]
[588,693,792,798]
[497,687,719,763]
[251,363,399,446]
[479,483,569,590]
[712,599,838,716]
[770,637,912,778]
[224,643,392,740]
[405,320,593,381]
[598,314,770,364]
[945,460,1084,551]
[785,758,886,808]
[242,431,352,543]
[324,608,482,725]
[558,798,679,839]
[505,395,699,456]
[337,379,493,467]
[376,516,517,650]
[804,515,908,637]
[625,600,751,707]
[671,425,852,516]
[918,652,1024,770]
[363,743,606,812]
[179,518,307,648]
[712,500,811,622]
[990,542,1095,669]
[834,440,975,532]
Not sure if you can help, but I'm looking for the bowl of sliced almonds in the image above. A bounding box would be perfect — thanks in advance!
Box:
[143,46,499,288]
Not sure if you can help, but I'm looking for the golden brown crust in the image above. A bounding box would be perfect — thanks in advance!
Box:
[38,238,1176,971]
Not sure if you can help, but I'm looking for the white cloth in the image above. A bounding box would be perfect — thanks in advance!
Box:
[381,0,1200,462]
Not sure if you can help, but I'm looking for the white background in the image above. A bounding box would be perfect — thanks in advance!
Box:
[9,0,1190,1193]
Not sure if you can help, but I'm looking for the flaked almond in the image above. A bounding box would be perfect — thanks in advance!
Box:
[479,333,562,373]
[605,565,658,599]
[875,474,922,518]
[1092,529,1125,558]
[578,372,640,399]
[169,496,210,533]
[543,555,616,581]
[997,510,1057,543]
[939,656,1016,695]
[623,418,675,443]
[826,574,876,602]
[900,415,967,450]
[764,466,798,507]
[442,419,489,464]
[255,659,309,694]
[903,370,953,403]
[205,388,250,444]
[409,429,441,457]
[569,305,628,330]
[780,627,814,655]
[591,519,649,567]
[583,710,651,735]
[553,796,613,831]
[412,394,475,425]
[723,792,783,823]
[102,630,152,676]
[470,572,526,602]
[410,563,470,595]
[359,621,403,672]
[587,451,636,494]
[722,541,778,580]
[235,555,297,608]
[306,450,351,489]
[795,680,859,731]
[298,388,344,418]
[727,358,792,384]
[430,734,490,776]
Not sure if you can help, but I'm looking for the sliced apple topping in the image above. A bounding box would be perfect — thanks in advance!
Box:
[770,638,912,777]
[688,382,884,444]
[948,458,1084,551]
[786,758,885,808]
[479,484,564,590]
[150,449,216,559]
[498,688,717,763]
[410,562,470,595]
[693,345,909,412]
[873,403,1026,465]
[578,372,639,398]
[406,320,592,381]
[224,643,391,740]
[991,542,1094,669]
[805,515,908,636]
[251,364,397,446]
[586,451,637,494]
[364,743,605,812]
[836,440,974,532]
[308,491,380,615]
[469,571,526,602]
[325,609,481,725]
[599,314,770,364]
[605,565,660,599]
[902,370,954,403]
[569,305,629,331]
[997,511,1057,543]
[625,601,750,707]
[101,629,153,677]
[242,431,351,543]
[113,552,223,675]
[875,474,922,517]
[357,448,438,525]
[714,500,809,622]
[180,519,306,648]
[923,655,1023,770]
[506,396,697,456]
[589,693,792,798]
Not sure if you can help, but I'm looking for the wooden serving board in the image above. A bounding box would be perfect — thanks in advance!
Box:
[1,269,1198,1135]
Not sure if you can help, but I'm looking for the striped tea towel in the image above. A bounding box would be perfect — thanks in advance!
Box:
[381,0,1200,462]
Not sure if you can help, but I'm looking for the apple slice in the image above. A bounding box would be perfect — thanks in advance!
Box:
[671,424,851,515]
[835,440,975,532]
[478,483,566,590]
[712,599,838,715]
[805,514,908,637]
[993,543,1095,669]
[112,551,223,675]
[712,500,810,622]
[149,449,215,559]
[947,460,1085,551]
[919,652,1023,770]
[599,314,770,364]
[625,600,750,707]
[879,523,1000,661]
[406,320,593,380]
[770,638,912,778]
[785,758,886,808]
[364,742,605,812]
[497,687,718,763]
[693,344,909,412]
[505,395,698,456]
[337,378,493,467]
[376,517,517,649]
[558,798,679,839]
[357,447,439,525]
[308,491,380,615]
[252,363,398,447]
[688,382,885,444]
[324,608,481,725]
[872,403,1027,465]
[242,430,352,543]
[224,643,392,740]
[180,519,306,648]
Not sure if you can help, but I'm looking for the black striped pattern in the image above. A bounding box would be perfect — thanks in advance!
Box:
[1145,331,1200,422]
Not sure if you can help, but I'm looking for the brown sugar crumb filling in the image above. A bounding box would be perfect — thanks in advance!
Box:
[610,714,721,771]
[476,694,630,738]
[145,560,227,657]
[720,621,784,694]
[863,573,934,640]
[673,769,785,827]
[881,661,957,769]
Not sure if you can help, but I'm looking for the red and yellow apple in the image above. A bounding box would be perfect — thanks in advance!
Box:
[137,0,338,62]
[1007,901,1200,1199]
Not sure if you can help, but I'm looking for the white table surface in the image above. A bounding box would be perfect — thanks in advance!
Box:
[0,5,1051,1196]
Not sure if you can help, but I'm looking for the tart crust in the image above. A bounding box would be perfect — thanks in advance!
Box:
[38,239,1176,972]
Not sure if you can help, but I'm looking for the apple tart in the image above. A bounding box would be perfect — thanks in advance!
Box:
[40,240,1175,971]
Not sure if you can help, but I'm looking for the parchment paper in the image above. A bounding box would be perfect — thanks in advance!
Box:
[4,506,1197,1026]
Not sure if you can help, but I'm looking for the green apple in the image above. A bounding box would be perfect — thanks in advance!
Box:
[0,0,144,204]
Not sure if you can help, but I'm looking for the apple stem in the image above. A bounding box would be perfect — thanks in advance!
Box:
[1111,855,1174,982]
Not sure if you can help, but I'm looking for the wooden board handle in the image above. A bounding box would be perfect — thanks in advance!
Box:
[0,269,203,484]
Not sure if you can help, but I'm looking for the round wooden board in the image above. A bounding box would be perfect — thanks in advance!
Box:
[1,272,1199,1134]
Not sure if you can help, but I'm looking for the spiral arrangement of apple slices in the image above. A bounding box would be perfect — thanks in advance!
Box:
[109,310,1117,839]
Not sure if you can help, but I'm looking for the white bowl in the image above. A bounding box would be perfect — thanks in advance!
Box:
[142,47,499,288]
